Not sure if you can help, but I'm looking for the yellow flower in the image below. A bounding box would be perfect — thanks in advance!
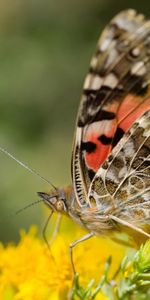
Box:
[0,219,126,300]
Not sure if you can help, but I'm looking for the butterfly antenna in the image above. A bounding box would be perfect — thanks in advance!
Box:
[0,145,57,191]
[15,194,58,216]
[15,199,44,215]
[0,199,44,224]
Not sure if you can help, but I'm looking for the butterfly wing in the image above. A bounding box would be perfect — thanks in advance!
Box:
[72,9,150,206]
[88,110,150,238]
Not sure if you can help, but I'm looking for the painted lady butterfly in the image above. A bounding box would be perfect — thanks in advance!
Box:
[38,9,150,272]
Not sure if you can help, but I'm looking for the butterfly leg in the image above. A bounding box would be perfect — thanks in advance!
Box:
[70,232,94,274]
[42,211,54,251]
[110,215,150,238]
[43,212,62,249]
[42,211,57,264]
[49,213,62,244]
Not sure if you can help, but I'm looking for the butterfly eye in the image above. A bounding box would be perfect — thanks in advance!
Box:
[50,197,57,205]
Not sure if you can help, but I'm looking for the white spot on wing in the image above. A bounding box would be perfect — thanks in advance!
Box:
[103,73,118,88]
[118,166,127,179]
[132,47,140,56]
[90,56,97,68]
[107,169,119,183]
[84,74,93,89]
[105,48,118,69]
[84,74,103,90]
[76,127,82,144]
[131,61,146,76]
[100,38,112,52]
[124,140,135,157]
[91,75,103,90]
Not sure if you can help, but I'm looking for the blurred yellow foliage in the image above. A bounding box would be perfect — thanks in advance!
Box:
[0,225,126,300]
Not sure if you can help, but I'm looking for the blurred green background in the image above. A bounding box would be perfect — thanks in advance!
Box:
[0,0,150,243]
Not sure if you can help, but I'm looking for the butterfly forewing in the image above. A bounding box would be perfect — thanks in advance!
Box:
[72,10,150,207]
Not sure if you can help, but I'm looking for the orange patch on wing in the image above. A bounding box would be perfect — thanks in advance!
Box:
[83,93,150,173]
[83,119,116,171]
[85,138,111,172]
[117,94,150,131]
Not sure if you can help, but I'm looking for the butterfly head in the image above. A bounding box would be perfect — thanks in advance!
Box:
[37,187,71,214]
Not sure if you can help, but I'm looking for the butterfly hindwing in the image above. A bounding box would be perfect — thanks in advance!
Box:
[72,9,150,207]
[89,110,150,230]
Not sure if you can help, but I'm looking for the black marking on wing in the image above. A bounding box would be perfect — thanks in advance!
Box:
[83,86,112,105]
[81,141,96,153]
[98,135,113,145]
[83,89,97,96]
[112,127,125,147]
[88,169,96,181]
[78,109,116,127]
[99,110,116,120]
[121,73,148,96]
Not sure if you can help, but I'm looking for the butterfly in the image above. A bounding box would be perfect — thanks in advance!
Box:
[38,9,150,273]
